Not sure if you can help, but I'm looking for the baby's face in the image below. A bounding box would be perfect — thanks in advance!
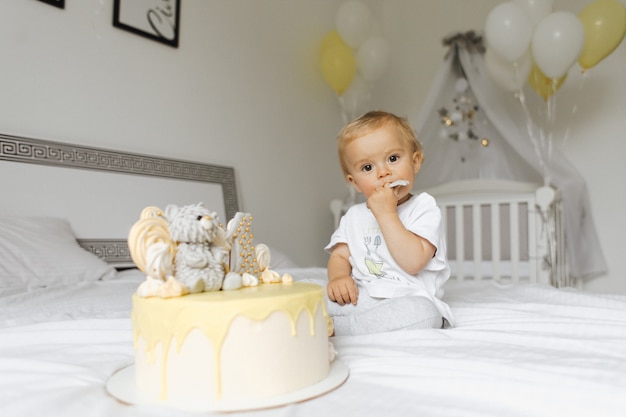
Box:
[344,126,421,200]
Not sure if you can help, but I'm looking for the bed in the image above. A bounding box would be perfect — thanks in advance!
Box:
[2,134,625,417]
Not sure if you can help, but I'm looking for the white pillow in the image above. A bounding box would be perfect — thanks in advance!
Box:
[0,217,116,288]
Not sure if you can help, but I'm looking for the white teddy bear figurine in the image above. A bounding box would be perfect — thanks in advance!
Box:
[129,203,242,296]
[130,203,295,297]
[164,203,233,292]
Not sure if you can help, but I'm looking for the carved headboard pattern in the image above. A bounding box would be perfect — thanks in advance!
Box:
[0,133,239,265]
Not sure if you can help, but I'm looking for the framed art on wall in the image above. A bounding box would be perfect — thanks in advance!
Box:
[113,0,180,48]
[37,0,65,8]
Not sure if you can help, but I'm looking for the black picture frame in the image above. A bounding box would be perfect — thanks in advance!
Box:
[113,0,180,48]
[36,0,65,8]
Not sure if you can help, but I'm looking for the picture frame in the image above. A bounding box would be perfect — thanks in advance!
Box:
[113,0,181,48]
[36,0,65,8]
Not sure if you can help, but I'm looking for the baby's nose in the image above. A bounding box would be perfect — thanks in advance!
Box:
[377,167,391,178]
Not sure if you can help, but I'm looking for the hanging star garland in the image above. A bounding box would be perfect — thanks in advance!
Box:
[438,77,489,148]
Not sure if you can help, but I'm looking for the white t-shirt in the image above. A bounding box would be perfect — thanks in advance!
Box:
[325,193,453,324]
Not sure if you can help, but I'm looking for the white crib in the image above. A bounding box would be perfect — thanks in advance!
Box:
[424,179,569,287]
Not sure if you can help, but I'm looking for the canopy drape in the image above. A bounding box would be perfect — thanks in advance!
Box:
[412,33,607,281]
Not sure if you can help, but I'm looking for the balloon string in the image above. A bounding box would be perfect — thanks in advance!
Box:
[516,90,550,185]
[338,95,349,125]
[538,112,551,186]
[560,70,587,149]
[545,85,557,186]
[512,61,520,86]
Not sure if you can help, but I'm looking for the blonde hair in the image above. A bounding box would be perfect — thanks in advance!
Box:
[337,110,423,177]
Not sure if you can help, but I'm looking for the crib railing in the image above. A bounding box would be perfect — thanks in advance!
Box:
[424,180,568,286]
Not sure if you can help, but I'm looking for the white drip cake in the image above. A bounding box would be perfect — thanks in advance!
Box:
[109,203,343,411]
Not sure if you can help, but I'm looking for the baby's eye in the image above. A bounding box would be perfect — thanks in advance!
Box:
[361,164,373,172]
[388,154,399,163]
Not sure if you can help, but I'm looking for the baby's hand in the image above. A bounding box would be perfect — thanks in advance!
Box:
[328,276,358,306]
[367,184,398,216]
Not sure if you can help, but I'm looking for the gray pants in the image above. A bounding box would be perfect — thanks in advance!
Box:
[303,278,443,336]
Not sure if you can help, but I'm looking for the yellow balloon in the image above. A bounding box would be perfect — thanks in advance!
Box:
[528,63,567,101]
[578,0,626,70]
[319,31,356,95]
[320,30,344,57]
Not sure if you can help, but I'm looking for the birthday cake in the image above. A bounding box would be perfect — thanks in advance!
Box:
[124,203,336,410]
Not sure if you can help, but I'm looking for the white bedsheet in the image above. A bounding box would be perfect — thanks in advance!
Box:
[1,268,625,417]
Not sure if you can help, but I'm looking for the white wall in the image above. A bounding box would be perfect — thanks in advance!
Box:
[0,0,347,268]
[1,0,624,293]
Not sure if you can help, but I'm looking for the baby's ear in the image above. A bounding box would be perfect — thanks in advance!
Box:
[413,152,423,173]
[347,175,362,193]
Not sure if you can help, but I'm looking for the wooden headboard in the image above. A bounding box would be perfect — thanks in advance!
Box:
[0,133,239,266]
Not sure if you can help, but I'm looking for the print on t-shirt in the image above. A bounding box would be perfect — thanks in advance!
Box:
[363,233,401,282]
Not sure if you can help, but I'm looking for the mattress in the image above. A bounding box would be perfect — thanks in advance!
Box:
[1,267,625,417]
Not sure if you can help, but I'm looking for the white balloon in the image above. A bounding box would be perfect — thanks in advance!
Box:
[485,2,533,62]
[531,11,584,79]
[335,1,372,48]
[356,36,389,81]
[511,0,554,26]
[485,48,532,92]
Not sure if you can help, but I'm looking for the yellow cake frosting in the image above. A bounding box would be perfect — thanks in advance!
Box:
[132,281,332,405]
